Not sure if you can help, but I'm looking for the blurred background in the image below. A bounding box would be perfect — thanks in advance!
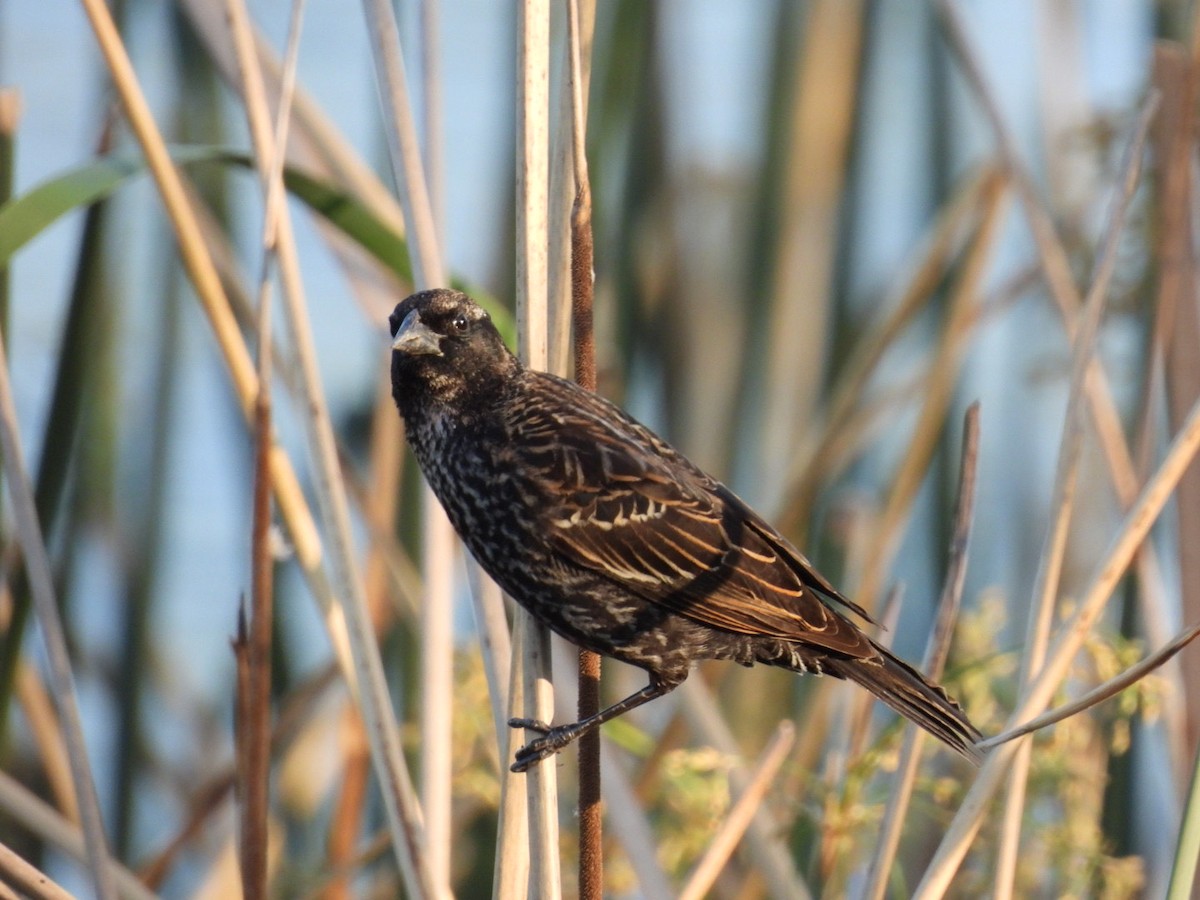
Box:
[0,1,1195,897]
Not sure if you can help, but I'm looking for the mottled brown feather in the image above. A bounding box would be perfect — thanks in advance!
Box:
[509,376,876,659]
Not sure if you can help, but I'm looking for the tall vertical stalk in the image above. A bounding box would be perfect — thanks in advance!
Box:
[511,1,561,896]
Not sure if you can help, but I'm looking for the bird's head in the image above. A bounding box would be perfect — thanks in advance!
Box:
[389,289,518,418]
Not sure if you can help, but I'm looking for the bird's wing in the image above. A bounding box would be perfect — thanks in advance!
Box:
[508,374,875,659]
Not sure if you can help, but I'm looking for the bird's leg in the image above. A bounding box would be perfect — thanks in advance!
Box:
[508,677,678,773]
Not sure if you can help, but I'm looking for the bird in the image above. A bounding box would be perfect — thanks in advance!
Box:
[389,288,982,772]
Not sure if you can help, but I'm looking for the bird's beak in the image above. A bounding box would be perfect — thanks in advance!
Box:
[391,309,443,357]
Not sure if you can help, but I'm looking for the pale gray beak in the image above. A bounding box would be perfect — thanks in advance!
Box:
[391,309,443,356]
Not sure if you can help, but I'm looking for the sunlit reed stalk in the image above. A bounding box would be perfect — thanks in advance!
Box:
[509,1,561,896]
[228,0,306,894]
[992,91,1157,900]
[14,663,76,825]
[0,839,73,900]
[915,361,1200,897]
[853,175,1007,613]
[76,0,369,717]
[678,678,814,899]
[0,771,154,900]
[232,0,441,894]
[758,0,863,488]
[678,722,795,900]
[359,4,460,893]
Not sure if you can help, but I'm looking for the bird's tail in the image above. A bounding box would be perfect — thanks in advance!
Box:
[824,642,983,763]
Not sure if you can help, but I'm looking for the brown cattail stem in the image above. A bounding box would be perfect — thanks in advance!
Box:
[567,0,601,895]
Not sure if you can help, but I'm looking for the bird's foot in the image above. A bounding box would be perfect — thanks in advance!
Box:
[507,718,584,773]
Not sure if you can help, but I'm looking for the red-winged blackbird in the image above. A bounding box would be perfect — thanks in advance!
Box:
[390,289,982,772]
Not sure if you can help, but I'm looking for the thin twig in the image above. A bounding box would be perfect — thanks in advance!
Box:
[0,328,114,900]
[980,622,1200,751]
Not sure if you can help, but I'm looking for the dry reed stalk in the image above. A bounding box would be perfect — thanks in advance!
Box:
[759,0,864,487]
[0,839,73,900]
[678,678,815,899]
[232,0,439,892]
[359,3,461,892]
[863,404,980,900]
[0,325,113,899]
[854,174,1007,613]
[508,1,562,897]
[1153,41,1200,771]
[991,90,1157,900]
[678,723,796,900]
[781,167,997,534]
[14,662,78,826]
[915,371,1200,896]
[493,651,531,899]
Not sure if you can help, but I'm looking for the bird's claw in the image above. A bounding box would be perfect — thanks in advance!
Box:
[507,716,552,734]
[507,719,579,772]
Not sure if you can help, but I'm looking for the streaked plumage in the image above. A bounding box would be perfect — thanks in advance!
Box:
[390,288,981,771]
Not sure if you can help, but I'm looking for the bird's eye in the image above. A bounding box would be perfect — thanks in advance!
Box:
[450,314,470,335]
